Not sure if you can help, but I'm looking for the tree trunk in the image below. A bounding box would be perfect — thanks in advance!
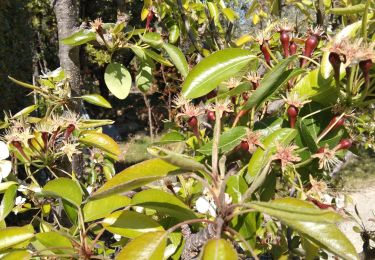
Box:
[53,0,84,176]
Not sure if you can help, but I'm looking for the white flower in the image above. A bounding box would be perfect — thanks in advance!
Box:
[86,186,94,194]
[195,197,216,217]
[15,196,26,206]
[113,234,121,242]
[0,141,12,182]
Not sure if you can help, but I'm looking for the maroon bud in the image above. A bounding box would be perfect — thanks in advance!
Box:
[359,59,373,84]
[280,31,290,57]
[12,141,29,161]
[289,41,297,55]
[206,90,217,99]
[145,10,154,31]
[207,111,215,122]
[240,140,249,152]
[287,105,298,128]
[41,132,48,150]
[231,96,237,104]
[301,35,319,67]
[64,124,75,140]
[187,116,198,129]
[260,43,271,66]
[329,52,341,82]
[317,147,325,153]
[336,139,352,151]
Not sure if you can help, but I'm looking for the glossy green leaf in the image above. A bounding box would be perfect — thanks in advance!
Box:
[247,128,297,183]
[1,251,31,260]
[243,56,302,110]
[222,8,239,22]
[203,239,238,260]
[168,24,180,44]
[330,4,365,15]
[147,147,206,172]
[131,189,196,221]
[198,127,248,155]
[182,49,256,99]
[102,211,164,238]
[63,201,78,225]
[131,45,147,60]
[42,178,82,207]
[117,231,167,260]
[8,76,40,91]
[208,2,220,22]
[163,43,189,77]
[83,194,131,222]
[141,32,163,48]
[12,105,38,118]
[210,82,251,102]
[226,175,247,203]
[0,185,17,222]
[0,227,34,250]
[79,130,121,158]
[298,119,319,153]
[104,62,132,100]
[91,159,180,200]
[136,62,153,93]
[81,94,112,108]
[78,119,114,129]
[61,29,96,46]
[0,182,17,194]
[144,49,173,66]
[292,69,338,105]
[249,198,342,223]
[112,22,125,34]
[155,131,185,145]
[35,232,73,254]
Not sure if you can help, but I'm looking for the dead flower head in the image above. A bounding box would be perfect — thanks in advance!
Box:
[90,18,103,33]
[172,95,191,109]
[207,98,233,118]
[272,143,301,171]
[224,77,241,90]
[306,175,327,197]
[61,141,81,162]
[176,103,205,119]
[275,18,294,32]
[282,92,311,109]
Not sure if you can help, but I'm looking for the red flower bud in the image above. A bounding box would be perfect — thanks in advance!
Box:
[336,139,352,151]
[287,105,298,128]
[240,140,249,152]
[301,34,319,67]
[207,111,215,122]
[260,43,271,66]
[64,124,75,140]
[329,52,341,82]
[280,31,290,57]
[289,41,297,55]
[187,116,198,129]
[359,59,373,84]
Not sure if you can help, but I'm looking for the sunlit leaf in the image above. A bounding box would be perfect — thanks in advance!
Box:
[104,62,132,100]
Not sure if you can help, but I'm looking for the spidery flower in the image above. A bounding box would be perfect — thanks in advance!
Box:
[207,99,233,118]
[172,95,191,109]
[311,146,341,172]
[243,130,264,153]
[224,77,241,90]
[255,30,271,45]
[282,92,311,109]
[275,18,294,33]
[176,103,205,119]
[272,143,301,171]
[61,141,81,162]
[90,18,103,33]
[306,175,327,197]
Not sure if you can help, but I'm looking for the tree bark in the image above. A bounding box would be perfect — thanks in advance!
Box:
[53,0,84,176]
[53,0,81,112]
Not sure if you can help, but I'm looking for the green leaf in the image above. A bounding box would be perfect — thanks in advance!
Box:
[35,232,73,255]
[141,32,163,48]
[90,159,180,200]
[292,69,338,105]
[144,49,173,66]
[102,211,164,238]
[330,4,366,15]
[247,128,297,183]
[250,198,358,260]
[202,239,238,260]
[198,127,248,155]
[147,147,206,172]
[298,119,319,153]
[1,250,31,260]
[81,94,112,108]
[117,231,167,260]
[42,178,82,207]
[168,24,180,44]
[83,195,131,222]
[0,227,34,250]
[8,76,41,91]
[0,185,17,222]
[182,49,256,99]
[222,8,239,22]
[12,105,38,118]
[79,131,121,158]
[78,119,114,129]
[243,56,302,110]
[249,198,342,223]
[131,189,196,221]
[154,131,185,145]
[210,82,251,102]
[163,43,189,77]
[104,62,132,100]
[225,175,247,203]
[0,182,17,194]
[112,22,125,34]
[61,29,96,46]
[136,62,153,93]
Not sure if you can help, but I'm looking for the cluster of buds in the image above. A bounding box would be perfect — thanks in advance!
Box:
[276,19,294,57]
